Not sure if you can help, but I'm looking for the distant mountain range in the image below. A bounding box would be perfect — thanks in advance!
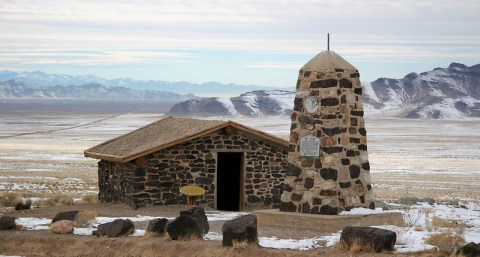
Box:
[0,70,287,97]
[1,62,479,119]
[169,63,480,119]
[0,80,194,101]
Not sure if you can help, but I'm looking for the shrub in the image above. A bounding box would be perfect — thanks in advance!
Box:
[15,198,32,210]
[427,216,469,233]
[75,210,97,227]
[0,192,22,207]
[81,194,98,204]
[395,196,435,206]
[425,231,465,256]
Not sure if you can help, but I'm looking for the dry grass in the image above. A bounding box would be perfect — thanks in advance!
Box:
[81,194,98,204]
[0,192,23,207]
[232,240,248,251]
[37,195,75,206]
[427,216,469,233]
[425,231,466,256]
[75,211,97,228]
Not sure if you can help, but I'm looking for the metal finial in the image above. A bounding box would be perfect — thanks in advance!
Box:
[327,33,330,51]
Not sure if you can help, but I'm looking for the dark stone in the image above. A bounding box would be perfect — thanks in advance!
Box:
[283,184,293,192]
[362,162,370,171]
[291,193,303,201]
[456,242,480,257]
[322,147,343,154]
[304,178,314,189]
[314,159,322,168]
[346,150,356,157]
[301,158,314,167]
[322,127,346,136]
[320,190,337,196]
[312,198,322,205]
[350,165,361,178]
[279,201,297,212]
[310,79,337,88]
[222,214,258,247]
[350,73,360,78]
[341,159,350,165]
[320,168,338,180]
[94,219,135,237]
[319,205,339,215]
[369,202,376,209]
[304,71,311,77]
[286,163,302,177]
[293,98,303,111]
[0,216,16,230]
[359,127,367,136]
[298,115,311,124]
[339,79,353,88]
[340,226,397,252]
[166,215,202,240]
[349,138,361,144]
[179,206,209,235]
[321,98,340,106]
[354,88,363,95]
[146,218,168,236]
[351,110,364,117]
[341,95,347,104]
[340,182,351,188]
[358,144,367,151]
[134,166,146,177]
[52,211,79,224]
[351,117,358,126]
[247,195,261,203]
[367,184,372,190]
[302,202,311,213]
[145,181,162,187]
[310,206,319,214]
[195,177,213,185]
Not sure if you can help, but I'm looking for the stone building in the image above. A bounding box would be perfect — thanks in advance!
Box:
[85,117,289,210]
[279,50,373,215]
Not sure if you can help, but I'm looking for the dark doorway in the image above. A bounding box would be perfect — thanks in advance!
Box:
[216,152,243,211]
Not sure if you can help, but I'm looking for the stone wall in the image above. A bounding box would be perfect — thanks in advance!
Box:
[98,129,289,209]
[280,67,373,215]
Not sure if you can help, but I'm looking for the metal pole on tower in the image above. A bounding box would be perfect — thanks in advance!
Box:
[328,33,330,51]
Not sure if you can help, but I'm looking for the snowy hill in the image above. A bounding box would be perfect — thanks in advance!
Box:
[169,90,294,117]
[364,63,480,119]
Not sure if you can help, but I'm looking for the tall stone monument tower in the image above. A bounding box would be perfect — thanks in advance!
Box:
[279,50,373,215]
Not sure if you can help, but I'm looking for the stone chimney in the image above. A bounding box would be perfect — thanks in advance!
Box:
[279,51,373,215]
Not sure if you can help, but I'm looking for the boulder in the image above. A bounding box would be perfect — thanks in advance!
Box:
[50,220,75,234]
[222,214,258,247]
[146,218,168,236]
[456,242,480,257]
[340,226,396,253]
[93,219,135,237]
[0,216,17,230]
[51,211,79,224]
[166,216,202,240]
[180,206,209,235]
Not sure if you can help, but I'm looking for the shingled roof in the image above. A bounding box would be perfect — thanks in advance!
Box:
[84,116,289,163]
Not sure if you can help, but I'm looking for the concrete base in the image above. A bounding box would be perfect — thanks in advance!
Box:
[253,209,404,232]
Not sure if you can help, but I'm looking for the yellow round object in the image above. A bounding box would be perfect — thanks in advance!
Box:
[180,185,206,196]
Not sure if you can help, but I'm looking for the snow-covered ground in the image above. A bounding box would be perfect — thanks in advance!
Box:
[7,203,480,253]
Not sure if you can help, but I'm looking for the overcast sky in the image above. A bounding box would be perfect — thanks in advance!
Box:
[1,0,479,87]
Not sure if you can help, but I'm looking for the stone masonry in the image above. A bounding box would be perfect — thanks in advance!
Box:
[279,51,374,215]
[98,129,289,209]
